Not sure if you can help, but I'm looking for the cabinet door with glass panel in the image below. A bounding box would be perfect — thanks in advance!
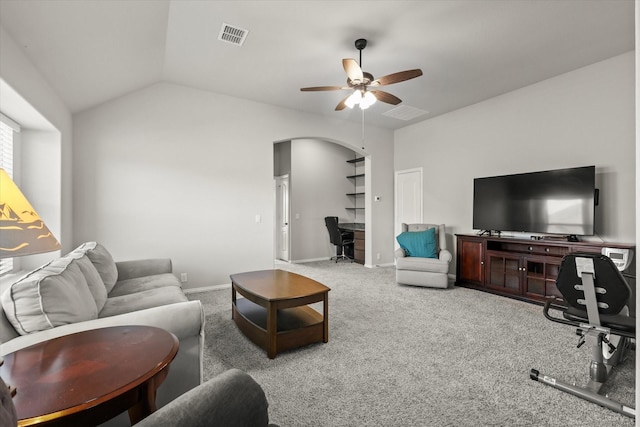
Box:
[485,251,522,295]
[523,256,562,301]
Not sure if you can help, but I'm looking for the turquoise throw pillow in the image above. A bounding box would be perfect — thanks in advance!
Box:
[396,228,438,258]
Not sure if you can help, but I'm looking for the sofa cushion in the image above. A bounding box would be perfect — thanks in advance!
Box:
[99,287,188,318]
[396,227,438,258]
[396,255,450,274]
[1,257,98,335]
[71,242,118,293]
[109,273,182,297]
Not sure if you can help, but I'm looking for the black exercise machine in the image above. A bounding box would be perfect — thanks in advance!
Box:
[530,253,635,418]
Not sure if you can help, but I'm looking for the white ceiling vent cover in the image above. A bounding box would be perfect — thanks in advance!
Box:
[218,23,249,46]
[383,105,429,121]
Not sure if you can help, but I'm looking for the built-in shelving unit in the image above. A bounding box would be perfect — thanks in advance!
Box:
[346,157,365,222]
[344,156,366,264]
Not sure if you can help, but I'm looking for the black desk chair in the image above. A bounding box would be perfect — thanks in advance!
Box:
[324,217,354,263]
[530,253,635,418]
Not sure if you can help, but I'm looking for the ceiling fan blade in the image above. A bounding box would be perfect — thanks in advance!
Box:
[335,95,350,111]
[370,90,402,105]
[372,69,423,86]
[300,85,346,92]
[343,59,363,83]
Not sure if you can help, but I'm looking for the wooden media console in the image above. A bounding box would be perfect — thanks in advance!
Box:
[455,234,635,306]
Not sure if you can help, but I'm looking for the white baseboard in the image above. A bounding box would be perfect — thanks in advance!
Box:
[183,283,230,294]
[373,262,395,268]
[287,257,332,263]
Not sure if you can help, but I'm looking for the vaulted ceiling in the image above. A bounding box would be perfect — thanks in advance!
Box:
[0,0,634,130]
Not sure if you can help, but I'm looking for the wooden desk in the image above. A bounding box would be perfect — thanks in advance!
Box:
[339,223,365,264]
[1,326,178,427]
[231,269,330,359]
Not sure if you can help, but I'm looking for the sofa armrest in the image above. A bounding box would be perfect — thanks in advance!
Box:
[116,259,172,281]
[394,248,406,260]
[1,301,203,356]
[439,249,453,263]
[135,369,275,427]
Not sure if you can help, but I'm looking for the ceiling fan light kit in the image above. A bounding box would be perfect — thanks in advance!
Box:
[345,90,377,110]
[301,38,423,112]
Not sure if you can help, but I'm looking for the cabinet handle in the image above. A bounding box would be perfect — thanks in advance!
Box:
[545,248,550,252]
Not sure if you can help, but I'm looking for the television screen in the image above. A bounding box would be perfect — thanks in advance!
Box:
[473,166,596,236]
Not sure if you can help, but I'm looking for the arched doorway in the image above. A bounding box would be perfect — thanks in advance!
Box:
[273,137,368,263]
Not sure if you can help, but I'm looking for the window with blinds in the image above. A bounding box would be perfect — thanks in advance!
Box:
[0,115,19,275]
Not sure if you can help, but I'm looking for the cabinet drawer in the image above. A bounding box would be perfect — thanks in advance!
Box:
[529,246,568,256]
[498,242,568,257]
[354,239,365,251]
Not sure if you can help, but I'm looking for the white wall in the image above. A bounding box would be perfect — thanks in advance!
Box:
[289,138,355,262]
[73,82,394,288]
[18,130,62,269]
[395,52,636,274]
[0,26,71,266]
[634,0,638,411]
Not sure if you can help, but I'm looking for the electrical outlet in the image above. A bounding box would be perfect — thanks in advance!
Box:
[180,273,188,283]
[376,253,381,260]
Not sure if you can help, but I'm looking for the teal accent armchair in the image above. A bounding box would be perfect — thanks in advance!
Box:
[395,223,452,288]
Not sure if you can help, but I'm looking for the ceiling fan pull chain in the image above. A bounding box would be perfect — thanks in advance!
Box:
[361,109,365,150]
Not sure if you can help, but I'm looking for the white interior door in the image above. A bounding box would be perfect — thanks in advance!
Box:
[394,168,423,241]
[275,175,290,261]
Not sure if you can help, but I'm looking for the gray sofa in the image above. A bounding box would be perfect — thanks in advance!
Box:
[0,242,204,427]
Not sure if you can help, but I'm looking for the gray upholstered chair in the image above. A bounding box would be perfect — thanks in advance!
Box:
[394,223,452,288]
[0,376,16,427]
[135,368,278,427]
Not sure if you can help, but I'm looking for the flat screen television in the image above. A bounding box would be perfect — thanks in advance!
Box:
[473,166,596,237]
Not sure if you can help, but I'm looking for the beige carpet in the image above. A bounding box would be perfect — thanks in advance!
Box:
[189,261,635,426]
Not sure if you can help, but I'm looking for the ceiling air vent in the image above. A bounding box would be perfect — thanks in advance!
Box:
[218,23,249,46]
[383,105,429,121]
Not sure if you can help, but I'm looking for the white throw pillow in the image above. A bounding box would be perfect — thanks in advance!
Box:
[70,242,118,293]
[1,257,99,335]
[66,253,108,311]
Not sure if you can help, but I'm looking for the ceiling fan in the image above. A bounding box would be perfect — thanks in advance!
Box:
[300,38,423,111]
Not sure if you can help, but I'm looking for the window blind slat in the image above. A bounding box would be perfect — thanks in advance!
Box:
[0,119,16,274]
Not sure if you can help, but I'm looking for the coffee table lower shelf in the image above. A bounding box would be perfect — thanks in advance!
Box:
[233,298,324,357]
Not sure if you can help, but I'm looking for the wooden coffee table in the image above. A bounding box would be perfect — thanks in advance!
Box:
[0,325,178,426]
[231,269,330,359]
